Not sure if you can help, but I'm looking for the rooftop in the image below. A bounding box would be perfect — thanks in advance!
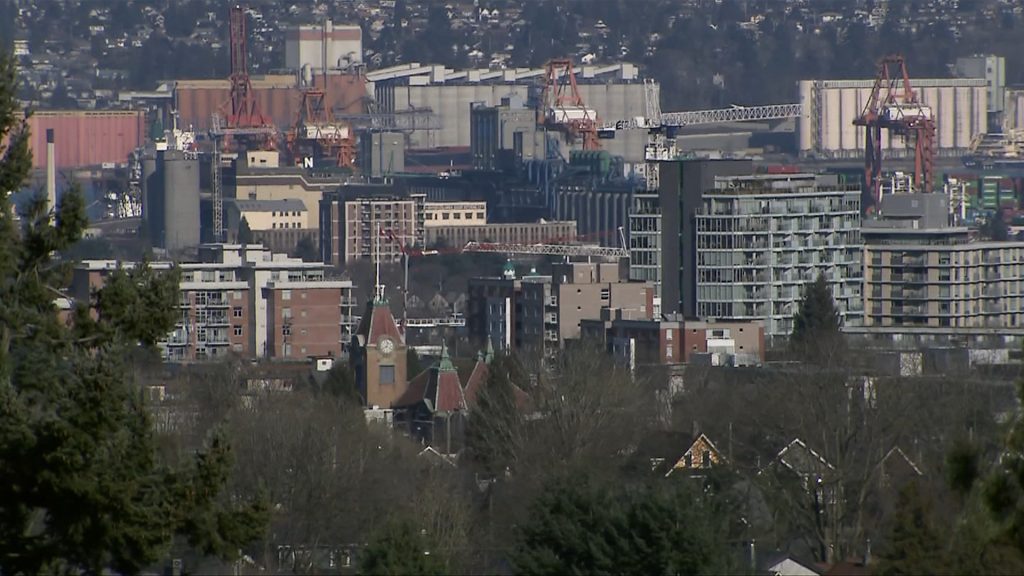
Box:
[231,198,308,213]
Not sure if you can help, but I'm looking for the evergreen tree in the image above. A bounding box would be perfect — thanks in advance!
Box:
[0,53,266,574]
[292,235,319,262]
[875,481,947,576]
[513,478,732,575]
[464,353,525,476]
[406,346,424,377]
[983,381,1024,553]
[790,273,842,358]
[237,216,253,244]
[360,518,445,576]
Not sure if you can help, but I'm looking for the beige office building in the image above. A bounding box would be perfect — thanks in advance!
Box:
[424,201,487,227]
[863,194,1024,330]
[425,220,577,248]
[519,261,655,352]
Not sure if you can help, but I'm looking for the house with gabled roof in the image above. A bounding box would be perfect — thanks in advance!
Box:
[392,342,467,454]
[666,432,726,477]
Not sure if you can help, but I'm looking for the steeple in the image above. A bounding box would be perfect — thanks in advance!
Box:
[438,340,456,372]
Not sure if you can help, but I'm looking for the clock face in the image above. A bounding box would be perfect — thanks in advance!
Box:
[378,337,395,355]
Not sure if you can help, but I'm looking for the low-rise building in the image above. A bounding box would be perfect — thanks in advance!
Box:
[423,201,487,227]
[581,311,765,367]
[227,198,316,254]
[425,219,577,248]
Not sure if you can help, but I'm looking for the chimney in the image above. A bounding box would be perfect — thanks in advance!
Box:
[864,538,872,566]
[46,129,56,212]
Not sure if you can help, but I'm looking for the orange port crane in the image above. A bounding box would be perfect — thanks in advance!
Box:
[853,54,936,212]
[539,59,601,151]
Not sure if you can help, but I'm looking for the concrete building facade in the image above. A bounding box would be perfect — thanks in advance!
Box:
[863,193,1024,331]
[693,172,863,340]
[233,166,343,229]
[470,96,544,170]
[320,194,426,265]
[285,20,363,70]
[798,78,987,159]
[657,159,753,318]
[518,261,655,351]
[365,63,652,162]
[425,220,577,248]
[424,201,487,227]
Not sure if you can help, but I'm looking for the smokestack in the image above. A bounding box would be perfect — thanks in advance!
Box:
[46,129,56,212]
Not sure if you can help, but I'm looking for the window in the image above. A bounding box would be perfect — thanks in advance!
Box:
[442,213,450,220]
[380,365,396,384]
[282,290,292,300]
[477,212,485,219]
[282,307,292,319]
[233,307,243,318]
[282,325,291,336]
[301,310,307,318]
[233,326,243,336]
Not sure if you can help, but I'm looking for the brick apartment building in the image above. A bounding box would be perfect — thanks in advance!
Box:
[72,244,357,363]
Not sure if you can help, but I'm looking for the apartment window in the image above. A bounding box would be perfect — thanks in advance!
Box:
[282,325,291,336]
[454,212,461,220]
[233,307,243,318]
[233,343,243,353]
[282,307,292,319]
[477,212,485,219]
[380,365,396,384]
[283,343,292,356]
[301,310,308,318]
[282,290,292,300]
[443,213,450,220]
[233,326,243,336]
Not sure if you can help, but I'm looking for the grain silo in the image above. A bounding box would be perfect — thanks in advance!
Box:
[141,153,161,247]
[161,150,201,253]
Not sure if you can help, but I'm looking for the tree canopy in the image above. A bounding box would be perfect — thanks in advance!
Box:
[790,273,843,359]
[0,52,266,574]
[513,477,734,575]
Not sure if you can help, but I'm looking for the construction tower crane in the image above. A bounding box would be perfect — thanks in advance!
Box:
[853,54,935,211]
[462,241,628,259]
[383,228,442,331]
[539,59,601,151]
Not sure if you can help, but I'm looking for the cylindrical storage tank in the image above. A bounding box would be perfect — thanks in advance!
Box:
[161,150,201,253]
[141,153,162,246]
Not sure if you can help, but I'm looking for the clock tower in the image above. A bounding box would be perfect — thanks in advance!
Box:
[351,281,409,409]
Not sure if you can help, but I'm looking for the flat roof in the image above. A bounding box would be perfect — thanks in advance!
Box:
[231,198,308,213]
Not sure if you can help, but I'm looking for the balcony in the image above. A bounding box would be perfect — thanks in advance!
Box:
[892,304,927,316]
[891,273,927,284]
[891,288,927,300]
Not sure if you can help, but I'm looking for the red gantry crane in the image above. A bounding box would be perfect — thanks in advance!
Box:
[539,59,601,151]
[853,54,936,212]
